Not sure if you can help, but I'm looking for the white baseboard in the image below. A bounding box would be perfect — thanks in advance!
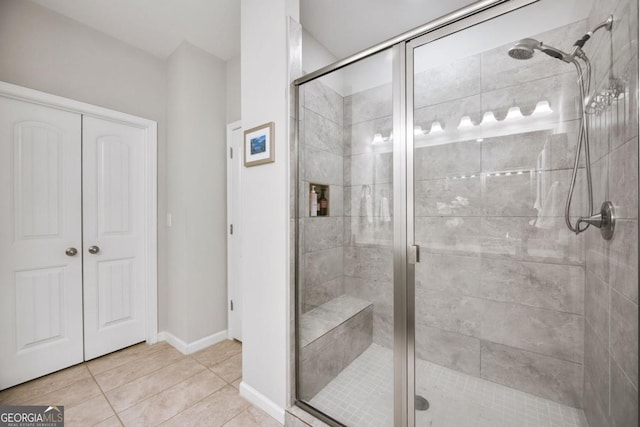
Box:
[239,381,285,424]
[157,330,228,355]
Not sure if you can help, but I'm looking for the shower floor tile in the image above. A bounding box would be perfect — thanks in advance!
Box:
[308,344,588,427]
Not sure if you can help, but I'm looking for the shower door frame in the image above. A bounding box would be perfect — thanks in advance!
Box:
[292,1,540,426]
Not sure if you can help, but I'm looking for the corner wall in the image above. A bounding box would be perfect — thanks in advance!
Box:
[240,0,299,420]
[582,0,639,425]
[226,56,241,123]
[166,41,229,345]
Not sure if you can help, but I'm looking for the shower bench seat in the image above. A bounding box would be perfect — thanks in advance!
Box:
[299,295,373,400]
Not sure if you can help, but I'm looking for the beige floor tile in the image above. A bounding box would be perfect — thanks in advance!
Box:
[65,394,115,427]
[119,370,226,426]
[210,353,242,383]
[106,358,206,412]
[161,385,250,427]
[192,340,242,368]
[94,346,184,392]
[88,342,170,376]
[24,376,101,409]
[0,364,91,405]
[231,378,241,389]
[223,406,283,426]
[94,416,124,427]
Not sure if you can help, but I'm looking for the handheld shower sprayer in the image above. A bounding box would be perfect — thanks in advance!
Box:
[507,38,574,63]
[507,16,616,240]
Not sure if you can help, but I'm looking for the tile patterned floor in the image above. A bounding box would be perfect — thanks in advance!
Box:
[309,344,589,427]
[0,340,282,427]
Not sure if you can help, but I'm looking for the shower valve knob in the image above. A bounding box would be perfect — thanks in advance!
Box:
[577,201,615,240]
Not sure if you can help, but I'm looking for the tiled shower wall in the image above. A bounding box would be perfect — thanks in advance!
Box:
[582,0,639,426]
[343,82,395,348]
[411,22,590,407]
[299,80,346,313]
[343,21,593,408]
[297,10,638,416]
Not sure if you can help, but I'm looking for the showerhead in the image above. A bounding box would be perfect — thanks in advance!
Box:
[508,38,540,60]
[508,38,574,63]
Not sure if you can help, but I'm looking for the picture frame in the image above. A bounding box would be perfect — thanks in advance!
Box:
[244,122,275,167]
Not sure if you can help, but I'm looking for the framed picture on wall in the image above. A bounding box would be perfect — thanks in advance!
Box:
[244,122,275,167]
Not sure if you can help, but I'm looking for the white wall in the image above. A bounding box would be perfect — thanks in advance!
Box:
[226,56,241,123]
[240,0,299,421]
[166,41,228,344]
[301,28,336,73]
[0,0,232,347]
[0,0,170,331]
[301,28,346,95]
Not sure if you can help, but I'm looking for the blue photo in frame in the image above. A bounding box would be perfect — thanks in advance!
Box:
[250,135,267,155]
[244,122,275,167]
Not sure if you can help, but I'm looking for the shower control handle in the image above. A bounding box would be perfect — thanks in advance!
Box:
[88,245,100,254]
[577,201,615,240]
[577,213,603,228]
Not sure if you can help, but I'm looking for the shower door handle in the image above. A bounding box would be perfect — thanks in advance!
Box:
[409,245,420,264]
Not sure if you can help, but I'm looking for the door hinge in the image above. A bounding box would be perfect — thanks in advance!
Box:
[230,300,234,311]
[230,224,233,235]
[230,147,233,159]
[409,245,420,264]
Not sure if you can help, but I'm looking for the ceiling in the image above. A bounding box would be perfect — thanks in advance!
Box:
[31,0,240,60]
[32,0,479,62]
[31,0,592,64]
[300,0,477,58]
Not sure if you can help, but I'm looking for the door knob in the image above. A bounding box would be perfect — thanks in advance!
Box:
[88,246,100,254]
[65,247,78,256]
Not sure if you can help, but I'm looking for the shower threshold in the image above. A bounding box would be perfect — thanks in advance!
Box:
[308,344,587,427]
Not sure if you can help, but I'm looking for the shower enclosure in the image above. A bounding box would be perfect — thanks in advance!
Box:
[293,0,639,426]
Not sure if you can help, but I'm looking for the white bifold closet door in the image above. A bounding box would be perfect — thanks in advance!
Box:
[0,98,148,389]
[82,116,146,361]
[0,97,84,389]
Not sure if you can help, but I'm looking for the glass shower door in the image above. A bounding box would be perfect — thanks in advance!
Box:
[408,2,611,425]
[295,48,398,426]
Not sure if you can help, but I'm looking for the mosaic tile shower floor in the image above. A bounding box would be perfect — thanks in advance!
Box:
[309,344,588,427]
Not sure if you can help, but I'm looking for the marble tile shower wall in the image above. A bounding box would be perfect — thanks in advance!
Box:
[414,20,592,409]
[343,21,594,408]
[342,81,395,347]
[299,80,346,313]
[581,0,639,426]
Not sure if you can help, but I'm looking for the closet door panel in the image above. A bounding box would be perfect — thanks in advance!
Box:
[0,97,83,390]
[82,116,146,360]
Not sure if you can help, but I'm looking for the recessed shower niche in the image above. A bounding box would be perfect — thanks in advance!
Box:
[308,183,330,216]
[293,0,639,426]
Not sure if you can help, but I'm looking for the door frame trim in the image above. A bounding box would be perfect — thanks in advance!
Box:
[226,120,242,341]
[0,80,159,345]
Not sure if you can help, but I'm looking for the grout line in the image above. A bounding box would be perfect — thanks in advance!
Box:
[0,362,89,405]
[91,348,183,394]
[162,354,246,426]
[189,347,242,371]
[609,285,639,306]
[86,362,125,427]
[105,357,211,413]
[110,363,222,423]
[87,341,170,377]
[155,381,227,426]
